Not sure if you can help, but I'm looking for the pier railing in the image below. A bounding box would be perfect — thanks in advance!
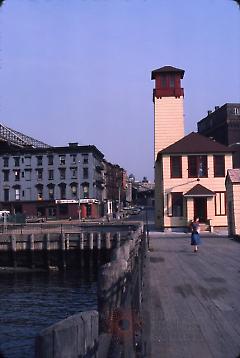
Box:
[97,225,146,357]
[0,222,137,235]
[34,223,147,357]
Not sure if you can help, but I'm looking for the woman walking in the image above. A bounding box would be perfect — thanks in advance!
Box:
[190,217,201,253]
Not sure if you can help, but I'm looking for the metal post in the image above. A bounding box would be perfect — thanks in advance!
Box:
[78,160,81,221]
[3,212,7,232]
[145,205,149,249]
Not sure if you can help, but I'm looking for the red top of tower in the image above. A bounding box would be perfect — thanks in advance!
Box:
[151,65,184,99]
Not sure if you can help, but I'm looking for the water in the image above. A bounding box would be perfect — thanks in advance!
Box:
[0,271,97,358]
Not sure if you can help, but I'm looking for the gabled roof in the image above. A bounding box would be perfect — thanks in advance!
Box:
[151,66,185,80]
[157,132,233,159]
[184,184,215,197]
[226,169,240,184]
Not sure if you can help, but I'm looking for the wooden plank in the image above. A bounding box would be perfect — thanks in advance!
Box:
[143,234,240,358]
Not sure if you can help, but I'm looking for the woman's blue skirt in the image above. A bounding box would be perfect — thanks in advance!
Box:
[191,233,201,245]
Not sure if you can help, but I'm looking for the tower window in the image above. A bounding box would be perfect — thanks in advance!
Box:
[161,76,167,88]
[169,76,175,88]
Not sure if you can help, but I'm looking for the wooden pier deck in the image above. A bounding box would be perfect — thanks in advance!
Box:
[142,233,240,358]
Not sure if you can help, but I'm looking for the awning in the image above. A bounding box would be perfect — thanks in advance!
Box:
[184,184,215,197]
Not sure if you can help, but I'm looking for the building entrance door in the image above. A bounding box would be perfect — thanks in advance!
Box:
[194,197,207,222]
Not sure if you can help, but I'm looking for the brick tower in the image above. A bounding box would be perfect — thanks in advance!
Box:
[151,66,185,160]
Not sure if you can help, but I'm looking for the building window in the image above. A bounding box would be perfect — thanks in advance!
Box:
[48,170,54,180]
[59,168,66,180]
[25,170,31,181]
[71,168,77,178]
[14,170,20,181]
[14,157,20,167]
[25,156,31,166]
[83,167,88,179]
[83,185,89,199]
[22,190,25,198]
[36,185,43,200]
[4,189,9,202]
[48,187,54,200]
[48,155,53,165]
[59,155,66,165]
[169,75,175,88]
[3,157,9,167]
[15,188,20,200]
[3,170,9,182]
[170,156,182,178]
[37,191,43,200]
[36,169,43,180]
[82,154,88,164]
[37,156,43,166]
[71,185,77,198]
[167,192,183,217]
[215,192,226,216]
[71,154,77,164]
[214,155,225,177]
[60,185,66,200]
[233,107,240,115]
[188,155,208,178]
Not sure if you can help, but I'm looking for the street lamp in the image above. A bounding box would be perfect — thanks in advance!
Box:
[78,160,81,221]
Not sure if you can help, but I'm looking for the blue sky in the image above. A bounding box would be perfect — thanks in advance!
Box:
[0,0,239,181]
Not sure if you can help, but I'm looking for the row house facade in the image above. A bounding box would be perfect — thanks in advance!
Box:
[0,142,105,219]
[103,161,127,216]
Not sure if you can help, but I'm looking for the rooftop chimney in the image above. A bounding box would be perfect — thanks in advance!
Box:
[207,110,212,115]
[68,142,78,147]
[215,106,219,111]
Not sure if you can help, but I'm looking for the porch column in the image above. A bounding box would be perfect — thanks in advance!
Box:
[186,197,194,224]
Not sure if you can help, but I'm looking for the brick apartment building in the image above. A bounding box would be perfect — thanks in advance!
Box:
[197,103,240,167]
[0,124,127,220]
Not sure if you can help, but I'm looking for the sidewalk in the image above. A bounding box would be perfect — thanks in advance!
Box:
[142,232,240,358]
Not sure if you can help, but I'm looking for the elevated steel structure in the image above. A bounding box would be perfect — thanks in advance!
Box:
[0,123,52,148]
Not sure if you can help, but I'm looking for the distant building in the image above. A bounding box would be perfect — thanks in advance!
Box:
[0,142,105,219]
[0,124,129,220]
[131,180,155,207]
[197,103,240,167]
[103,161,127,216]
